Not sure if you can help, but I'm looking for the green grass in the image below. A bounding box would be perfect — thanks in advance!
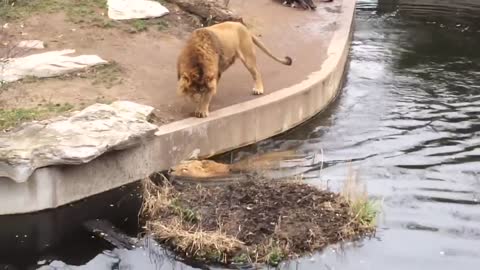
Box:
[232,253,250,265]
[156,20,169,31]
[265,246,284,267]
[350,199,381,227]
[1,0,103,22]
[0,102,74,131]
[1,0,171,33]
[90,62,123,89]
[341,167,381,229]
[129,20,148,33]
[0,0,110,28]
[170,199,199,224]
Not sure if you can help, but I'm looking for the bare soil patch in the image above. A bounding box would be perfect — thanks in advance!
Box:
[141,177,376,267]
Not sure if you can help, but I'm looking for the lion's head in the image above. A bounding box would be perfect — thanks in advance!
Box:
[177,70,216,101]
[170,160,231,178]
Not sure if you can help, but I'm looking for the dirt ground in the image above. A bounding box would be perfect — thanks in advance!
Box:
[142,178,375,266]
[0,0,341,125]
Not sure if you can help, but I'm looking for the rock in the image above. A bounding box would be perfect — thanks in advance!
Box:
[36,253,119,270]
[0,101,158,183]
[0,49,107,83]
[17,40,45,49]
[164,0,243,24]
[107,0,169,20]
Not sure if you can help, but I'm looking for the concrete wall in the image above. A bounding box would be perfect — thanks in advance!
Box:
[0,0,356,215]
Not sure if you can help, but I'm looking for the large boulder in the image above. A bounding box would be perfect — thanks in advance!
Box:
[0,101,159,183]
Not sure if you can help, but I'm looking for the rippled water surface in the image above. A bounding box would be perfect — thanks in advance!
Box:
[225,0,480,269]
[2,0,480,269]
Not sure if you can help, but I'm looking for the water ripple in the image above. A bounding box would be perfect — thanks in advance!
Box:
[221,0,480,269]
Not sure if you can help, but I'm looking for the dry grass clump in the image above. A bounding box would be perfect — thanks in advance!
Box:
[342,167,380,229]
[141,174,378,267]
[141,179,244,263]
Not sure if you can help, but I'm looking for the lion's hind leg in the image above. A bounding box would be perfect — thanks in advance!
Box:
[237,39,264,95]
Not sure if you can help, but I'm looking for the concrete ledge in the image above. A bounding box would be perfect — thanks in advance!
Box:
[0,0,356,215]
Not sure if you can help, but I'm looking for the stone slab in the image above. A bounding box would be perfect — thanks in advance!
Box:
[0,49,107,83]
[107,0,169,20]
[0,101,158,183]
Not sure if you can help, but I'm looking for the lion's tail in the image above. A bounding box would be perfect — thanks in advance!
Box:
[251,35,293,66]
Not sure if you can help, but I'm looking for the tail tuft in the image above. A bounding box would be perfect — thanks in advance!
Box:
[285,56,293,66]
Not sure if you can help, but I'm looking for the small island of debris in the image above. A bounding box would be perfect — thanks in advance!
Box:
[141,174,378,267]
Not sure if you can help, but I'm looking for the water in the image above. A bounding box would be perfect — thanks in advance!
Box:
[222,0,480,269]
[2,0,480,269]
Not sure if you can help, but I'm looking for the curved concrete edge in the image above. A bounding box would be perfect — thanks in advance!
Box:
[0,0,356,215]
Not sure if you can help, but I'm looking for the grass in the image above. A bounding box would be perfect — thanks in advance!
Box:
[140,178,286,266]
[156,20,169,31]
[141,172,380,268]
[89,62,123,89]
[0,0,171,33]
[129,20,148,33]
[265,245,284,267]
[141,179,244,264]
[0,102,73,131]
[342,166,381,229]
[0,0,107,25]
[232,253,250,265]
[170,198,199,223]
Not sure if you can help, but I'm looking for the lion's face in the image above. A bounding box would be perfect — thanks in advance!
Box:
[170,160,230,178]
[177,72,215,101]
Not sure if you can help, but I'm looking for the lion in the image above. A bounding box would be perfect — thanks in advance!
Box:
[176,21,293,118]
[170,160,231,179]
[169,150,302,181]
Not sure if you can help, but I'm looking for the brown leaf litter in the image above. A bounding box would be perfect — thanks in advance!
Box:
[141,177,376,267]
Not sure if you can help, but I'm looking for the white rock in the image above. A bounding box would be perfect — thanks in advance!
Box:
[107,0,169,20]
[17,40,45,49]
[0,49,107,83]
[0,101,158,183]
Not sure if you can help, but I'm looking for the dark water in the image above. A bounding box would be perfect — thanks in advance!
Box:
[2,0,480,269]
[222,0,480,269]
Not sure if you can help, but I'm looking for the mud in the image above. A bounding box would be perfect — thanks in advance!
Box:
[142,179,374,266]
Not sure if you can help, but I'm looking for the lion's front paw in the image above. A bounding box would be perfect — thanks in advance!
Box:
[194,110,209,118]
[252,88,264,95]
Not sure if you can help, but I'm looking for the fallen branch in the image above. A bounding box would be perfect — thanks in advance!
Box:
[164,0,243,25]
